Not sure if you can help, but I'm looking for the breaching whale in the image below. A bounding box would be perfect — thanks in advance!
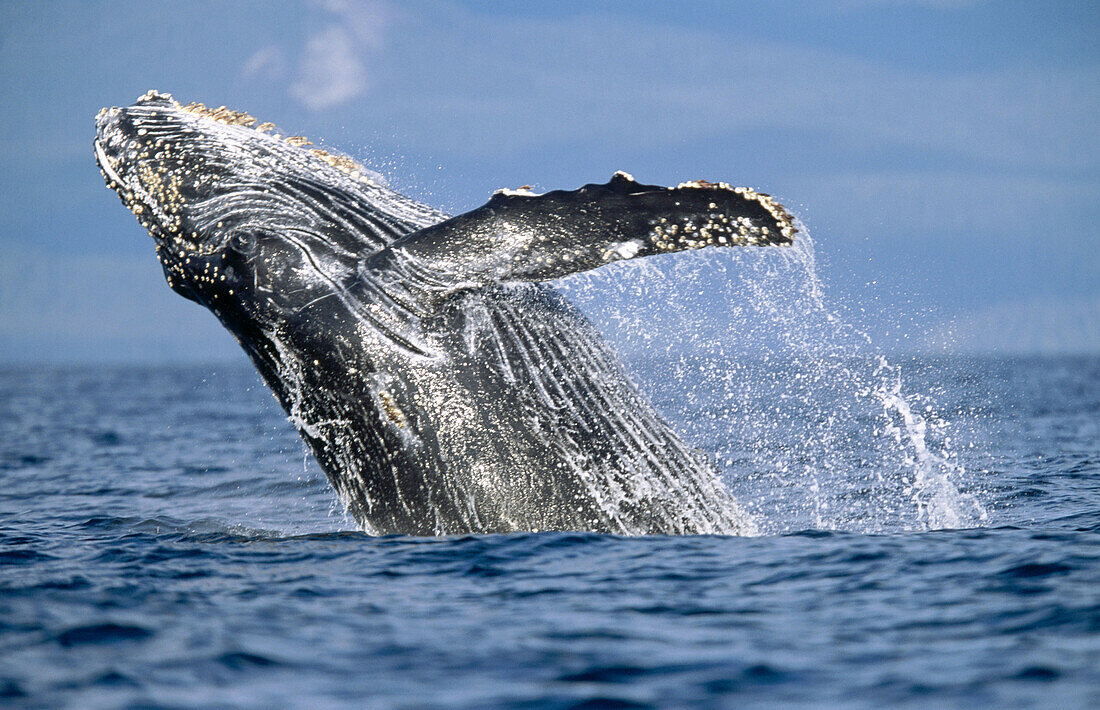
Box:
[94,91,798,536]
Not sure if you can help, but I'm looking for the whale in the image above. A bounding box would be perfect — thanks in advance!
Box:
[94,91,798,536]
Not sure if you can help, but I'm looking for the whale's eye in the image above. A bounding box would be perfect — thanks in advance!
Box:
[231,230,261,255]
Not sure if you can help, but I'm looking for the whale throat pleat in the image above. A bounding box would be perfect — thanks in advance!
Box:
[445,284,754,534]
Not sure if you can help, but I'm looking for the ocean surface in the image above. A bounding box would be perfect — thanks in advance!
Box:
[1,353,1097,709]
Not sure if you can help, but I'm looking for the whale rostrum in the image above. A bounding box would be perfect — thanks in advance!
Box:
[94,91,798,535]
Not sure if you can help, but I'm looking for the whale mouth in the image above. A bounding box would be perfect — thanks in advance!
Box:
[94,138,125,188]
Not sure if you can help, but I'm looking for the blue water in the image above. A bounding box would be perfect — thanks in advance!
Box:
[1,356,1098,708]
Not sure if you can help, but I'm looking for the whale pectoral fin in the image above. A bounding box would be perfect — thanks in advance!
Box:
[374,172,798,288]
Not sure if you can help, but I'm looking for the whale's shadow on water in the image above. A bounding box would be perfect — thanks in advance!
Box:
[94,91,984,537]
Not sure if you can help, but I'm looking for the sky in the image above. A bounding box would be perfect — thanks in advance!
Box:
[0,0,1097,362]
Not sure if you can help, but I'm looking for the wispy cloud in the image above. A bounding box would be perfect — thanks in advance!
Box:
[243,45,286,82]
[290,25,368,110]
[287,0,396,111]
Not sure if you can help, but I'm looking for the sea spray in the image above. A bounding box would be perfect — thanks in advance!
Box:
[557,231,987,533]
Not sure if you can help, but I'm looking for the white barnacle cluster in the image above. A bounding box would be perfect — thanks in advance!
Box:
[646,197,759,252]
[493,185,541,197]
[599,240,643,262]
[136,138,222,258]
[648,212,740,252]
[729,185,799,242]
[647,181,798,250]
[377,390,407,428]
[98,127,230,292]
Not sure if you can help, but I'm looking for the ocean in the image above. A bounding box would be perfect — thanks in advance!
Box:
[1,353,1097,709]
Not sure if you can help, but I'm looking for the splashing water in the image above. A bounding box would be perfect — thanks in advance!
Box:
[557,231,987,534]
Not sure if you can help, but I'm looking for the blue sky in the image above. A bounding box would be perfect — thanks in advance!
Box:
[1,0,1097,361]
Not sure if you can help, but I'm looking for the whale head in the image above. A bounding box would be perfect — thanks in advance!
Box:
[93,90,438,322]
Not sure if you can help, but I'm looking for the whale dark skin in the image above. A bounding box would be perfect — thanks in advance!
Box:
[94,91,798,535]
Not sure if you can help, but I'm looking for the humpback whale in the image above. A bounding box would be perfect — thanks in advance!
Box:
[94,91,798,536]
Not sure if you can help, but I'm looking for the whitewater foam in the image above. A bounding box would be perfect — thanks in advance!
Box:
[558,230,988,533]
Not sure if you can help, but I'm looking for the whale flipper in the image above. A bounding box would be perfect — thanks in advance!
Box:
[367,172,797,291]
